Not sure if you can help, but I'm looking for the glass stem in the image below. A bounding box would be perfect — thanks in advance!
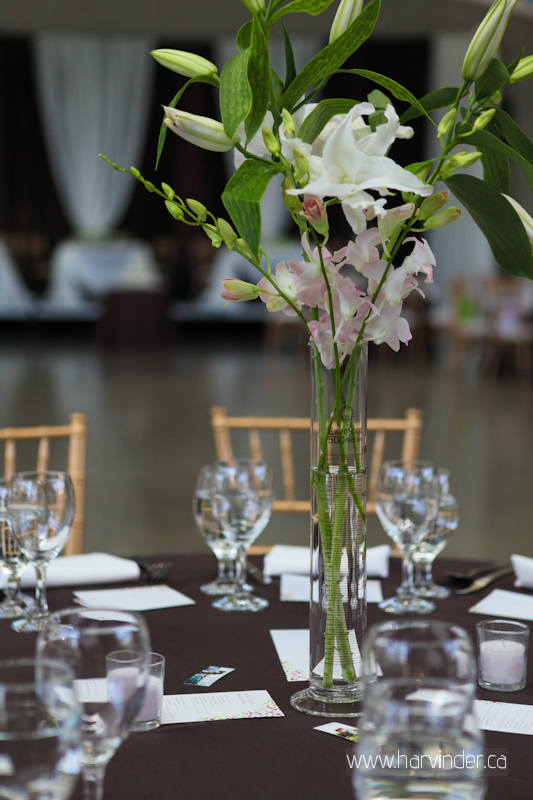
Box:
[82,765,106,800]
[218,558,232,582]
[399,550,415,597]
[33,561,49,617]
[4,570,20,606]
[235,547,248,594]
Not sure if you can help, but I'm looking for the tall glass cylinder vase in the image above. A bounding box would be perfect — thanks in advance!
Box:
[291,343,368,717]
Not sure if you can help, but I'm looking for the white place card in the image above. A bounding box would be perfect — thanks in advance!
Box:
[73,584,195,611]
[469,589,533,622]
[279,574,382,603]
[314,721,359,741]
[160,690,284,724]
[270,628,364,681]
[474,699,533,735]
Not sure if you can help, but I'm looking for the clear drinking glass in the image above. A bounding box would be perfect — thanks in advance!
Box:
[7,470,75,633]
[353,677,486,800]
[413,468,459,599]
[210,459,274,612]
[0,657,82,800]
[193,464,241,596]
[37,607,150,800]
[0,478,33,619]
[375,461,438,614]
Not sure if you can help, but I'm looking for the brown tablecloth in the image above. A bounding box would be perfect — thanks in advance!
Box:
[2,555,532,799]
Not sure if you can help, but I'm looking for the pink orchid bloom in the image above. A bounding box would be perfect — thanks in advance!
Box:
[301,195,329,236]
[289,234,343,308]
[257,261,300,315]
[381,268,421,306]
[343,228,382,271]
[309,316,337,369]
[402,238,436,282]
[363,296,412,351]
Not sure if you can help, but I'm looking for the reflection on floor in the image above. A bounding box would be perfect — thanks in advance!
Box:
[1,324,532,566]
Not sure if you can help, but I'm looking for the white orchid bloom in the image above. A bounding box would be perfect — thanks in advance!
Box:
[286,103,432,234]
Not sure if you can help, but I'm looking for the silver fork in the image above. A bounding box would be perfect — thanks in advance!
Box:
[455,565,513,595]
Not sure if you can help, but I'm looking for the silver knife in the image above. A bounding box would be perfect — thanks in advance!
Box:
[455,565,513,595]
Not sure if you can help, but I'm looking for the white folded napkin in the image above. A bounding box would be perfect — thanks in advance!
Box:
[0,552,141,589]
[511,554,533,589]
[263,544,390,579]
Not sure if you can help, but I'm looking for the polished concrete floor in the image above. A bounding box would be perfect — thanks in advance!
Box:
[1,323,532,566]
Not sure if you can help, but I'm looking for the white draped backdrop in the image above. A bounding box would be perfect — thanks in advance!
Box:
[33,34,154,236]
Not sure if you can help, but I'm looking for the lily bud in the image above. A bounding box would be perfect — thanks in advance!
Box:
[283,177,302,214]
[292,147,310,186]
[329,0,364,43]
[203,224,223,247]
[217,218,238,247]
[462,0,519,81]
[165,200,184,221]
[281,108,296,137]
[164,107,238,152]
[151,49,218,78]
[419,191,449,219]
[503,195,533,242]
[510,55,533,83]
[221,278,260,303]
[424,207,462,229]
[472,108,496,131]
[262,126,280,158]
[186,198,207,222]
[161,183,175,199]
[441,151,482,179]
[240,0,265,13]
[301,196,329,237]
[437,107,457,139]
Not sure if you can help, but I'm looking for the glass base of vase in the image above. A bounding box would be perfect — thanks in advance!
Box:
[379,594,435,615]
[290,687,362,718]
[212,593,268,612]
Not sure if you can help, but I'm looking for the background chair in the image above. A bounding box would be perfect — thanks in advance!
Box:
[210,406,423,517]
[0,412,87,555]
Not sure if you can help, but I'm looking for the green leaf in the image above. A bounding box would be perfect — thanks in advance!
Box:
[400,86,459,124]
[270,68,284,129]
[155,75,219,170]
[465,129,533,191]
[298,98,358,143]
[475,58,509,100]
[282,0,381,110]
[222,160,282,259]
[494,108,533,166]
[270,0,335,24]
[367,89,390,109]
[446,174,533,280]
[481,147,510,193]
[236,20,253,51]
[245,18,270,142]
[220,50,252,139]
[341,68,430,120]
[282,24,296,88]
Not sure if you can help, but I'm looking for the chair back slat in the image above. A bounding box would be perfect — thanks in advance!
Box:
[210,406,423,516]
[0,414,87,555]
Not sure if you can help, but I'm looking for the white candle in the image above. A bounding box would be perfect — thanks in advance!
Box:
[480,639,525,685]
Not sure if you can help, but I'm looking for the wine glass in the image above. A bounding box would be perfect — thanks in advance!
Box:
[362,619,477,693]
[375,461,438,614]
[413,468,459,599]
[0,478,33,619]
[37,607,150,800]
[0,657,82,799]
[193,464,241,596]
[7,470,75,633]
[210,459,274,612]
[353,677,485,800]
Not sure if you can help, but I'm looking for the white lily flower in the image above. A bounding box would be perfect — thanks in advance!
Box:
[164,107,237,152]
[329,0,364,43]
[286,103,432,234]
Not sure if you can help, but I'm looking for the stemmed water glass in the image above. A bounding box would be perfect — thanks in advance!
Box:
[0,478,33,619]
[0,657,82,799]
[375,461,439,614]
[37,607,150,800]
[7,470,75,632]
[413,468,459,599]
[209,459,273,612]
[193,464,241,596]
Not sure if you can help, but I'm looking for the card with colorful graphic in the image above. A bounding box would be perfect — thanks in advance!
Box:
[314,721,359,741]
[184,666,235,687]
